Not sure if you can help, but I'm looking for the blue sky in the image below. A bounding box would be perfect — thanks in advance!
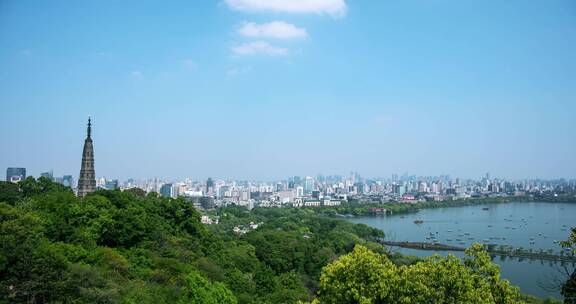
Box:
[1,0,575,181]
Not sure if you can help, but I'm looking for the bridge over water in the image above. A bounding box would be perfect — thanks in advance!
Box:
[380,240,576,263]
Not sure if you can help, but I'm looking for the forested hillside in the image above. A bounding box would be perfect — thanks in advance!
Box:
[0,177,385,303]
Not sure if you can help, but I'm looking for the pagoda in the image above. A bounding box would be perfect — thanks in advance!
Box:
[77,118,96,197]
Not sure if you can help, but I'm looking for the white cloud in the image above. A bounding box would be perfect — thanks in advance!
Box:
[227,68,240,76]
[239,21,308,40]
[130,70,143,79]
[232,41,289,56]
[225,0,347,17]
[226,66,252,76]
[373,115,394,125]
[183,58,198,69]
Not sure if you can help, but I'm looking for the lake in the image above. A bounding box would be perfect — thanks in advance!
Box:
[348,201,576,300]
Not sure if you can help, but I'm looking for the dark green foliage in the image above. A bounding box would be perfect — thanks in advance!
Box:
[0,178,386,304]
[0,181,21,204]
[0,178,233,303]
[123,187,146,198]
[19,176,72,197]
[521,295,563,304]
[215,207,385,279]
[0,203,70,303]
[562,228,576,303]
[562,270,576,304]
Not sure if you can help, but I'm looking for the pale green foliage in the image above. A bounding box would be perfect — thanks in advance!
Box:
[318,245,399,303]
[464,243,522,304]
[396,254,493,303]
[316,244,523,304]
[560,227,576,254]
[561,228,576,303]
[179,271,237,304]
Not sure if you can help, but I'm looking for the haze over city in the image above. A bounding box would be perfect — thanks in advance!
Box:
[1,0,575,180]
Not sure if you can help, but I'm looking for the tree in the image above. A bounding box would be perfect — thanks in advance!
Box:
[561,228,576,303]
[316,244,522,304]
[269,271,309,304]
[563,270,576,304]
[560,228,576,255]
[19,176,71,197]
[317,245,399,303]
[0,181,21,204]
[0,203,71,303]
[124,187,146,198]
[179,271,237,304]
[464,243,522,304]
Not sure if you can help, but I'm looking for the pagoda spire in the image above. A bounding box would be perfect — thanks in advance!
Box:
[87,117,92,138]
[77,117,96,197]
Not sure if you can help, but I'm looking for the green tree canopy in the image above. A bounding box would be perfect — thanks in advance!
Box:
[316,244,522,304]
[562,228,576,303]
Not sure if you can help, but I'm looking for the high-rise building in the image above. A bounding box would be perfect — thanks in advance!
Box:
[6,167,26,183]
[304,176,314,195]
[293,176,302,185]
[160,183,173,198]
[62,175,74,188]
[41,170,54,180]
[206,178,215,196]
[296,186,304,197]
[77,118,96,197]
[393,184,406,196]
[55,175,74,188]
[105,179,119,190]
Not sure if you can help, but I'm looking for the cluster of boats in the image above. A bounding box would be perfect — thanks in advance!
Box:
[417,216,570,249]
[424,230,472,246]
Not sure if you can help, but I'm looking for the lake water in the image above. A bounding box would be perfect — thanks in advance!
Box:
[348,202,576,300]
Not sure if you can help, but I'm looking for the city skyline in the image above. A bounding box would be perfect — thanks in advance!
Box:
[2,116,575,181]
[2,114,576,181]
[1,0,575,180]
[5,164,576,186]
